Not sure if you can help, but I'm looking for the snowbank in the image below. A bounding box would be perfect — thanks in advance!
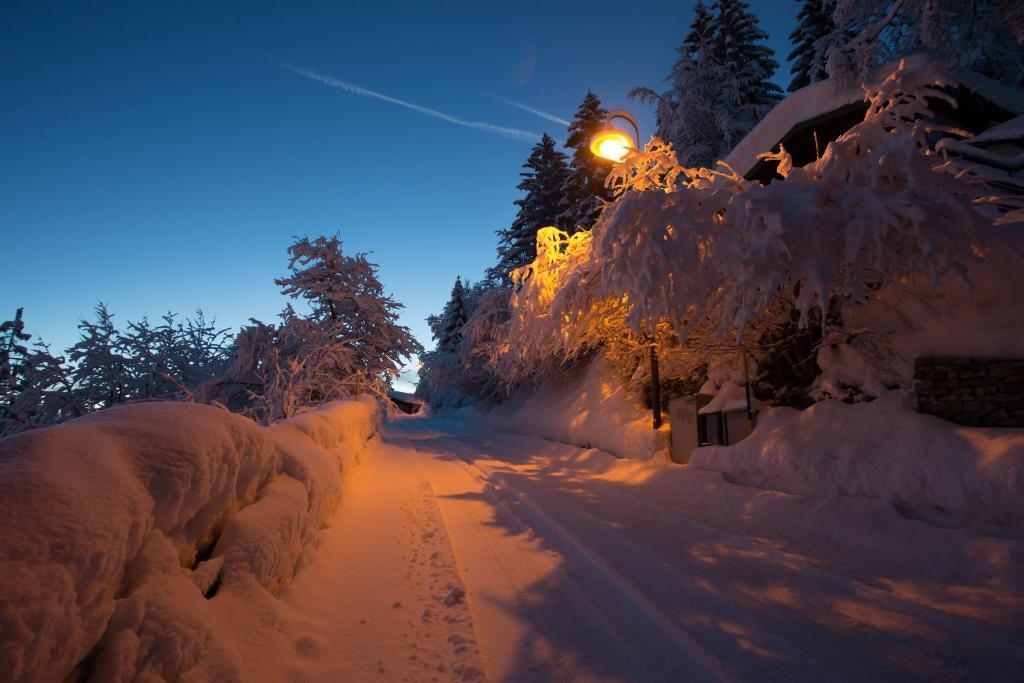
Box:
[452,359,663,460]
[691,394,1024,530]
[0,399,378,683]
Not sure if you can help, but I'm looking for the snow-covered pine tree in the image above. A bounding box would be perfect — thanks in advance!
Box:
[560,92,612,232]
[178,310,231,387]
[787,0,838,91]
[1,341,79,435]
[0,309,31,411]
[488,134,571,284]
[68,303,133,410]
[711,0,783,151]
[437,276,470,353]
[630,1,728,167]
[275,234,422,391]
[676,1,728,166]
[121,316,169,400]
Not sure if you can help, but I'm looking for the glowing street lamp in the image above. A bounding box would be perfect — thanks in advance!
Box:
[589,109,663,430]
[589,109,642,163]
[589,129,634,163]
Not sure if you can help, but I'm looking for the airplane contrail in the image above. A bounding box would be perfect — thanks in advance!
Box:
[484,93,570,126]
[288,66,540,142]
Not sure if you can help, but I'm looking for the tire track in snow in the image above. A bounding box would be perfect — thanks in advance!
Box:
[436,417,1024,656]
[393,418,1024,681]
[419,450,664,682]
[445,423,1022,680]
[402,419,730,682]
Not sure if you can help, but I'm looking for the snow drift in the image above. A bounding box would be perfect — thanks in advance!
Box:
[0,399,378,683]
[692,394,1024,530]
[453,359,664,461]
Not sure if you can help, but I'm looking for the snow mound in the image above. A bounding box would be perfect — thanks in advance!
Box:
[0,399,378,682]
[454,359,663,460]
[691,394,1024,529]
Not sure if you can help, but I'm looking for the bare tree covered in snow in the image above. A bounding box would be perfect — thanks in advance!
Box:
[275,235,421,386]
[219,235,422,423]
[824,0,1024,88]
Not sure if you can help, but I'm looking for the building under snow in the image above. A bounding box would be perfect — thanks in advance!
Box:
[701,54,1024,432]
[724,53,1024,190]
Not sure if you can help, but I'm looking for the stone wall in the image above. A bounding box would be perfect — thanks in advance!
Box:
[914,357,1024,427]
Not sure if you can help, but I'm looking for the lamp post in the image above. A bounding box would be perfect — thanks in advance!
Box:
[589,110,663,430]
[588,109,641,163]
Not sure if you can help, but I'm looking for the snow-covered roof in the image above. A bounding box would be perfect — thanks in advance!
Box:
[969,114,1024,145]
[698,380,758,415]
[723,53,1024,179]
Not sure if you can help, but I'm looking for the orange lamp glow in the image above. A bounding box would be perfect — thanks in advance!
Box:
[589,129,634,163]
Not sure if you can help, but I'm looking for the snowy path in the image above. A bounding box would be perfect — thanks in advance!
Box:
[228,415,1024,682]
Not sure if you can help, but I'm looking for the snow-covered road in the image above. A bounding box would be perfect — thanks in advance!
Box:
[230,414,1024,682]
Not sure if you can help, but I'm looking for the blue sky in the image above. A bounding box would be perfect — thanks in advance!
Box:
[0,0,797,389]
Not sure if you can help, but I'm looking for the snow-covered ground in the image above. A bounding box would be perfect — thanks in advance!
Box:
[379,415,1024,681]
[0,399,379,682]
[692,394,1024,532]
[452,355,1024,534]
[3,407,1023,681]
[451,359,664,461]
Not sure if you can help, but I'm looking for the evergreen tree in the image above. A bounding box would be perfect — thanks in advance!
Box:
[1,309,31,423]
[0,309,31,408]
[2,342,79,434]
[121,316,167,400]
[712,0,783,150]
[560,92,612,231]
[68,303,132,410]
[667,0,726,166]
[631,0,781,167]
[436,276,470,353]
[488,134,571,284]
[179,310,231,385]
[787,0,838,91]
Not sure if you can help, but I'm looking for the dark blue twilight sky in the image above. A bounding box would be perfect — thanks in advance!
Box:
[0,1,798,389]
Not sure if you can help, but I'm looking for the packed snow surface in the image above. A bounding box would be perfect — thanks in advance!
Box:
[3,402,1024,681]
[281,415,1023,680]
[451,359,664,460]
[0,399,378,682]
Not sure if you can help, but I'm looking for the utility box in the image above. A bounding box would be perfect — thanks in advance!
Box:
[669,387,756,464]
[698,408,753,447]
[668,394,709,464]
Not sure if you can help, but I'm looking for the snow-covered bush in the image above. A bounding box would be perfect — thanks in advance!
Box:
[0,398,378,682]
